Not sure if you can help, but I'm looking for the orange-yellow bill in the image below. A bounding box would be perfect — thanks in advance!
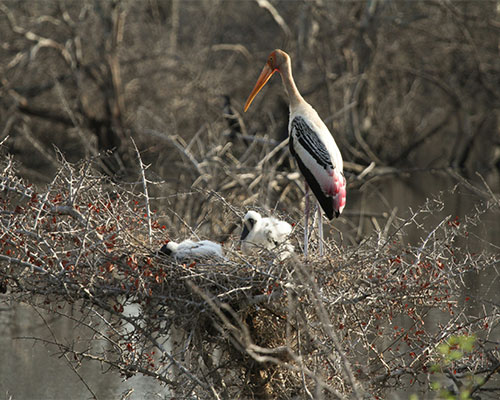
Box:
[243,64,276,112]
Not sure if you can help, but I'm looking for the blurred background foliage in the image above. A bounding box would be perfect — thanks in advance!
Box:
[0,0,499,226]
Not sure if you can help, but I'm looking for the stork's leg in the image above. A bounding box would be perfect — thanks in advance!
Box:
[304,183,310,258]
[317,203,324,256]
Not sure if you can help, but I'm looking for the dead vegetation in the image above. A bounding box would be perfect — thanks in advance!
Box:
[1,1,499,180]
[1,1,500,398]
[1,146,499,398]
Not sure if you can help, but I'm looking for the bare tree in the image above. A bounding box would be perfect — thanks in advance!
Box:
[1,1,499,181]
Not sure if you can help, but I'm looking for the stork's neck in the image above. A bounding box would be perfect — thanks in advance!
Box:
[279,60,304,110]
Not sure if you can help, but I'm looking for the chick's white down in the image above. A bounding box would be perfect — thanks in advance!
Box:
[161,239,225,260]
[240,211,294,258]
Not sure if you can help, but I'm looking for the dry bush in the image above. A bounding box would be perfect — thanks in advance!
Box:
[1,144,499,398]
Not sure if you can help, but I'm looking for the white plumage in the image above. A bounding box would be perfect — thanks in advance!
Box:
[244,49,347,256]
[240,211,294,259]
[160,239,225,261]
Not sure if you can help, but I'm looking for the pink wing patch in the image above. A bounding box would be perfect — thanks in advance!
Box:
[325,169,346,216]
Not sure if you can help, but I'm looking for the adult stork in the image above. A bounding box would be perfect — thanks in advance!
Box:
[244,49,346,256]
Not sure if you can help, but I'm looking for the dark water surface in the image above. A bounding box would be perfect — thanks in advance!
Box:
[0,303,166,399]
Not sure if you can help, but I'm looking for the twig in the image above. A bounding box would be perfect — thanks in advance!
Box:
[132,138,152,246]
[255,0,292,38]
[31,306,98,400]
[475,172,500,207]
[211,44,252,61]
[414,217,450,265]
[142,128,206,180]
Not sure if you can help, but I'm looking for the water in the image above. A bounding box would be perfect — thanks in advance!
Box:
[1,173,498,399]
[0,303,166,399]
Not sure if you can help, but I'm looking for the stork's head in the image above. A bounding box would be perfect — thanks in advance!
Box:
[244,49,290,112]
[159,240,178,256]
[240,210,262,241]
[267,49,289,70]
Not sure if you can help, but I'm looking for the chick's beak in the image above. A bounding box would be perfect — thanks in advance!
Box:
[240,224,250,241]
[244,64,276,112]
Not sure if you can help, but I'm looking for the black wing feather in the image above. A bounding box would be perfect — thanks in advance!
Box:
[289,127,335,220]
[291,117,333,171]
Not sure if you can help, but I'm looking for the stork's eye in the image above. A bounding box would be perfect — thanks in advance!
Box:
[248,218,255,226]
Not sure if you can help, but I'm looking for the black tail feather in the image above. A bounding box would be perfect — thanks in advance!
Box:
[294,155,335,220]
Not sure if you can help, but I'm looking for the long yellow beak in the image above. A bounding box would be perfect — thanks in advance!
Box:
[244,64,276,112]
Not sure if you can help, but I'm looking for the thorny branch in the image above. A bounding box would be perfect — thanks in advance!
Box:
[1,153,499,398]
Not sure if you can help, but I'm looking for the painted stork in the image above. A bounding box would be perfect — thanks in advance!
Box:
[159,239,225,261]
[240,210,294,259]
[244,49,346,256]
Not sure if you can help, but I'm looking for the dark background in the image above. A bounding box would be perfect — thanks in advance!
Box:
[1,0,498,182]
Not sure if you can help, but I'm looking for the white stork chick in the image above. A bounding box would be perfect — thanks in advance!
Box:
[160,239,226,261]
[240,211,294,259]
